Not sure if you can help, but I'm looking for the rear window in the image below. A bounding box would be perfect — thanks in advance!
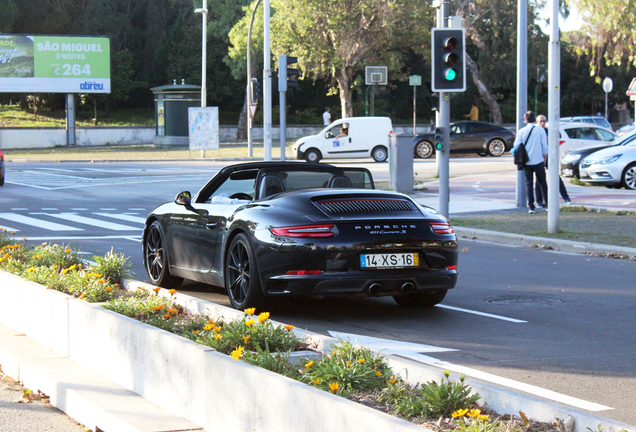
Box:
[467,123,494,133]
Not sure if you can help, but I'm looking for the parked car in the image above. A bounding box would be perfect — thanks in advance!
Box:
[0,149,4,186]
[556,122,617,156]
[412,121,515,158]
[616,121,635,137]
[560,116,613,131]
[579,130,636,189]
[142,162,458,309]
[293,117,393,163]
[560,136,632,178]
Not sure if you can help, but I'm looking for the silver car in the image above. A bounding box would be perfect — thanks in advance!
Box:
[579,131,636,189]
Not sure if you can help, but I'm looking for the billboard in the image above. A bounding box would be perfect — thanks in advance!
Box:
[0,35,110,93]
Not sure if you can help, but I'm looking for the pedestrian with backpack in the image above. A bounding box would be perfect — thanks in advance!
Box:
[513,111,548,213]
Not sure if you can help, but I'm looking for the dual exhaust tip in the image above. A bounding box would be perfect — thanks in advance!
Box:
[367,282,415,296]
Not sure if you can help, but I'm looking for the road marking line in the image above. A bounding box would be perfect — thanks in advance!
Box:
[42,208,58,211]
[46,213,141,231]
[406,353,612,412]
[22,170,90,180]
[436,304,527,323]
[0,225,20,232]
[99,208,117,211]
[93,213,147,224]
[23,235,143,242]
[70,208,88,211]
[0,213,82,231]
[10,208,29,210]
[129,208,146,211]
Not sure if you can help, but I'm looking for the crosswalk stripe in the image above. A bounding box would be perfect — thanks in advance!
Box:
[46,213,141,231]
[0,225,20,233]
[93,213,147,224]
[0,213,82,231]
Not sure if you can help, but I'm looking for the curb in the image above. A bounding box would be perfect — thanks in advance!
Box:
[454,227,636,260]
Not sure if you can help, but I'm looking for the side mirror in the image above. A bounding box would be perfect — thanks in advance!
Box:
[174,191,208,216]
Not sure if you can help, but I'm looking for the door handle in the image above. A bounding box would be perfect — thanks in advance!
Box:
[348,137,351,143]
[206,222,217,229]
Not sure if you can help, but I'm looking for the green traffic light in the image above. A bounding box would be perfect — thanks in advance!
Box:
[435,142,443,150]
[444,69,456,81]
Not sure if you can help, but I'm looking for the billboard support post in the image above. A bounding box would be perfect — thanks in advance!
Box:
[65,94,75,147]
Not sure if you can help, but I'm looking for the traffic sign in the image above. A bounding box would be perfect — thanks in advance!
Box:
[626,78,636,96]
[602,77,613,93]
[249,104,257,120]
[409,75,421,86]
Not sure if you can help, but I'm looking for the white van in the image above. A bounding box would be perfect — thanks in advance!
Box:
[292,117,393,163]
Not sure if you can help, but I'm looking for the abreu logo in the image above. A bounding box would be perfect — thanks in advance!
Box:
[80,81,104,90]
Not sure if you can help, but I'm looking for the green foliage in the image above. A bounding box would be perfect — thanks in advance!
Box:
[299,339,392,397]
[455,415,513,432]
[91,248,131,284]
[243,343,297,378]
[380,381,432,418]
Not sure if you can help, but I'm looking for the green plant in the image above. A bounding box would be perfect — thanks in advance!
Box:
[299,339,392,397]
[452,409,516,432]
[380,380,432,418]
[243,343,297,378]
[420,370,480,418]
[91,248,132,283]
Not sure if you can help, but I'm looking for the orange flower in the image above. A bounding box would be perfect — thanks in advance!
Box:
[167,308,178,315]
[192,330,199,335]
[215,334,222,340]
[152,304,165,311]
[98,279,105,284]
[452,409,468,418]
[284,325,294,331]
[213,326,221,333]
[79,293,86,298]
[329,382,340,392]
[65,248,72,253]
[258,312,270,323]
[467,409,481,418]
[479,415,489,421]
[203,324,213,331]
[389,377,397,384]
[243,335,251,344]
[374,370,382,376]
[207,319,216,325]
[168,289,177,296]
[152,287,161,294]
[162,313,171,320]
[245,319,255,326]
[347,361,352,367]
[304,361,314,369]
[358,359,365,364]
[244,308,256,316]
[312,378,322,385]
[105,287,113,292]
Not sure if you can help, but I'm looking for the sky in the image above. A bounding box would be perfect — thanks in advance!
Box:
[538,5,583,34]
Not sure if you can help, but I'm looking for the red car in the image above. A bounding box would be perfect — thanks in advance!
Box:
[0,149,4,186]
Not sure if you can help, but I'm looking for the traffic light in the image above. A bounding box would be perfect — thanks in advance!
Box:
[431,28,466,92]
[251,78,262,100]
[278,55,300,91]
[434,127,444,150]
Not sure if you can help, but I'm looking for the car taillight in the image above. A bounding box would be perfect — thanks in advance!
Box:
[559,140,565,145]
[429,222,454,234]
[270,224,334,238]
[447,265,457,270]
[286,270,322,275]
[0,152,3,162]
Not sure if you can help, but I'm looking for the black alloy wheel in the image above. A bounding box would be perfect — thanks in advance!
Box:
[393,289,448,307]
[225,233,266,309]
[144,221,183,288]
[487,139,506,157]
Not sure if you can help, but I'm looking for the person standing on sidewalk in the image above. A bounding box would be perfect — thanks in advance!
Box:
[535,115,573,207]
[323,107,331,125]
[514,111,548,213]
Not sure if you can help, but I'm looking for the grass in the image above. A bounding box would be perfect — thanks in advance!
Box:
[0,105,155,127]
[451,207,636,248]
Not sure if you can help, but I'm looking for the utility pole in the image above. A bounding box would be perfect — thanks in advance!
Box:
[263,0,272,161]
[246,0,262,158]
[547,0,560,233]
[194,0,208,158]
[516,0,528,208]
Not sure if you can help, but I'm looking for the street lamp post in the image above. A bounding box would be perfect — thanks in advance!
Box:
[195,0,208,158]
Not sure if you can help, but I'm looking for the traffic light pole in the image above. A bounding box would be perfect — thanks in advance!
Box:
[263,0,272,161]
[515,0,528,208]
[437,0,450,218]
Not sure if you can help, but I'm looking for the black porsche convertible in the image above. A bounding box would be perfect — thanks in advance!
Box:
[143,162,458,309]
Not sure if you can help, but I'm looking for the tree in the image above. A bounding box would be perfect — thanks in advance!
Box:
[229,0,430,118]
[569,0,636,76]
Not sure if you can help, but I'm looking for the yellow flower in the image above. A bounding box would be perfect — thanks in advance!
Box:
[304,361,314,369]
[215,334,222,340]
[389,377,397,384]
[452,409,468,418]
[374,370,382,376]
[79,293,86,298]
[152,304,165,311]
[105,287,113,292]
[347,361,352,367]
[245,318,255,326]
[258,312,270,323]
[467,409,481,418]
[203,324,213,331]
[244,308,256,316]
[23,237,27,242]
[243,335,251,344]
[312,378,322,385]
[65,248,72,253]
[230,346,244,361]
[358,358,365,364]
[284,325,294,331]
[213,326,221,333]
[192,330,199,335]
[329,382,340,392]
[169,289,177,296]
[479,415,489,421]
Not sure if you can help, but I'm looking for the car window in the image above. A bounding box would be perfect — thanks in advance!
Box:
[566,127,597,140]
[450,123,466,134]
[593,118,611,128]
[596,129,616,141]
[325,125,341,139]
[207,177,255,202]
[467,123,493,133]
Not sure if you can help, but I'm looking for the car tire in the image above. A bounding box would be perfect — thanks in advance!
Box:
[0,176,4,186]
[144,220,183,288]
[487,139,506,157]
[393,289,447,307]
[621,163,636,190]
[304,149,322,163]
[415,141,434,159]
[225,233,267,310]
[372,145,388,162]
